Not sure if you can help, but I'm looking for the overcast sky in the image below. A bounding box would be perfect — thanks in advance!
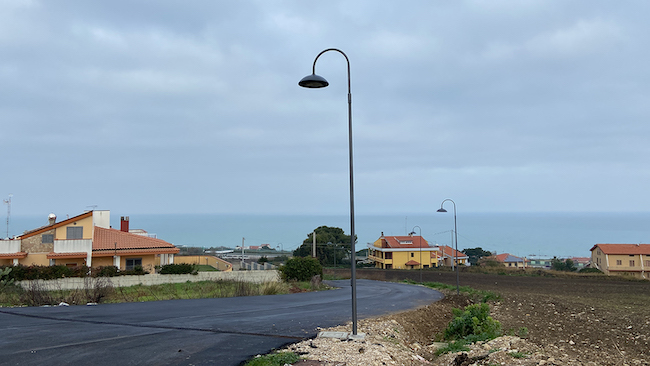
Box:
[2,1,650,218]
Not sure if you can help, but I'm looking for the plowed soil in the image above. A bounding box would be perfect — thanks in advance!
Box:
[325,268,650,365]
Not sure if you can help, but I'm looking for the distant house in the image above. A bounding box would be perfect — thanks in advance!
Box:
[438,245,469,267]
[492,253,526,268]
[248,244,272,250]
[0,210,178,273]
[368,232,440,270]
[590,244,650,279]
[526,257,553,269]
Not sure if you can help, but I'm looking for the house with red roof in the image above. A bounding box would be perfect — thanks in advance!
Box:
[438,245,469,267]
[0,210,178,273]
[590,244,650,279]
[367,232,440,270]
[492,253,526,268]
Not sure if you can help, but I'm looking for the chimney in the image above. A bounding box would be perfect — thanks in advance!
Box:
[120,216,130,232]
[48,213,56,225]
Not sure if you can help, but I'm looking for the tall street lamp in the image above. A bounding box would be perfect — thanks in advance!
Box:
[299,48,358,336]
[437,199,459,295]
[409,226,423,283]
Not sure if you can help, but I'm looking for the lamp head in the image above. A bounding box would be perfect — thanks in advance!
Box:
[437,208,448,213]
[299,74,329,88]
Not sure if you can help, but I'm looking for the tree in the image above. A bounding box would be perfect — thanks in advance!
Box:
[462,247,492,266]
[293,226,356,266]
[551,257,577,272]
[257,256,269,264]
[279,257,322,282]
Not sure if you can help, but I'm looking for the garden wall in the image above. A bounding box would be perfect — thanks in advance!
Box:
[17,270,280,291]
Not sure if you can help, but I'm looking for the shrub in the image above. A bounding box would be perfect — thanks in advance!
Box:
[579,267,603,274]
[0,267,14,287]
[94,266,120,277]
[3,264,89,281]
[159,263,197,275]
[444,303,502,343]
[279,257,322,282]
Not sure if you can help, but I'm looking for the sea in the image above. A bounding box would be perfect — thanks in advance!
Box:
[6,212,650,259]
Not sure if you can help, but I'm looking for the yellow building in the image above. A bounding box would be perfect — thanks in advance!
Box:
[368,233,440,270]
[591,244,650,279]
[0,210,178,273]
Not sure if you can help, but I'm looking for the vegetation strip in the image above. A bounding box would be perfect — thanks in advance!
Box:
[0,308,306,340]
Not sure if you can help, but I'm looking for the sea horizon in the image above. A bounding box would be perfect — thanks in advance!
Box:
[6,211,650,259]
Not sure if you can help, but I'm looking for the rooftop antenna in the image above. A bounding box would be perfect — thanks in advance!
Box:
[3,194,12,239]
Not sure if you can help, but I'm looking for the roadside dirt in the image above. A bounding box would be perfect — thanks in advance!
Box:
[289,268,650,365]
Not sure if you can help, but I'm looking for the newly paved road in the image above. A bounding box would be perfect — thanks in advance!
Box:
[0,280,443,365]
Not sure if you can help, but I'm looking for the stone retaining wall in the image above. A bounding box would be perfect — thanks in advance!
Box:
[17,270,280,291]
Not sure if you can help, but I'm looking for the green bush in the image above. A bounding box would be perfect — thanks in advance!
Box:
[159,263,197,275]
[279,257,322,282]
[2,264,88,281]
[579,267,603,274]
[120,265,148,276]
[444,303,502,343]
[94,266,120,277]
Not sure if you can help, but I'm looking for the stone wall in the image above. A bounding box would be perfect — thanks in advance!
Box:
[21,229,55,253]
[17,270,280,291]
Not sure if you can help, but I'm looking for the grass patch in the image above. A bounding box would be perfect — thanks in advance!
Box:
[509,351,529,359]
[2,278,330,307]
[435,340,470,355]
[245,351,300,366]
[195,265,219,272]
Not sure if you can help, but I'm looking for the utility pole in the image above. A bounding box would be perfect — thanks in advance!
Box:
[241,237,245,269]
[3,194,12,239]
[312,231,316,258]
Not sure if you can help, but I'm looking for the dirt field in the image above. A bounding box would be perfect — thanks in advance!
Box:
[325,268,650,365]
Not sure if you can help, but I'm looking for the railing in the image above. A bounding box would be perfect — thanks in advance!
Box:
[0,240,21,254]
[53,239,92,253]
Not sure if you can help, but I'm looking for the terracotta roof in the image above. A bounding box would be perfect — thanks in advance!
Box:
[47,252,88,259]
[439,245,469,259]
[93,227,179,253]
[19,211,93,239]
[590,244,650,255]
[495,253,524,263]
[0,252,28,259]
[383,236,430,249]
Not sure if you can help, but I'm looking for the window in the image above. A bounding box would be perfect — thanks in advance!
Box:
[645,260,650,267]
[629,260,635,267]
[411,253,414,257]
[126,258,142,270]
[66,227,83,239]
[616,260,622,265]
[385,252,392,259]
[42,234,54,244]
[385,264,392,269]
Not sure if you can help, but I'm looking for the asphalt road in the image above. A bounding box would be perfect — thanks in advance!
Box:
[0,279,443,366]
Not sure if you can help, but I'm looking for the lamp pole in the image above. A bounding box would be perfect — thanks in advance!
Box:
[299,48,358,335]
[409,226,423,283]
[437,199,459,295]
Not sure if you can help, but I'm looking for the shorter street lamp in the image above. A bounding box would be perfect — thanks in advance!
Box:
[408,226,423,283]
[437,199,459,295]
